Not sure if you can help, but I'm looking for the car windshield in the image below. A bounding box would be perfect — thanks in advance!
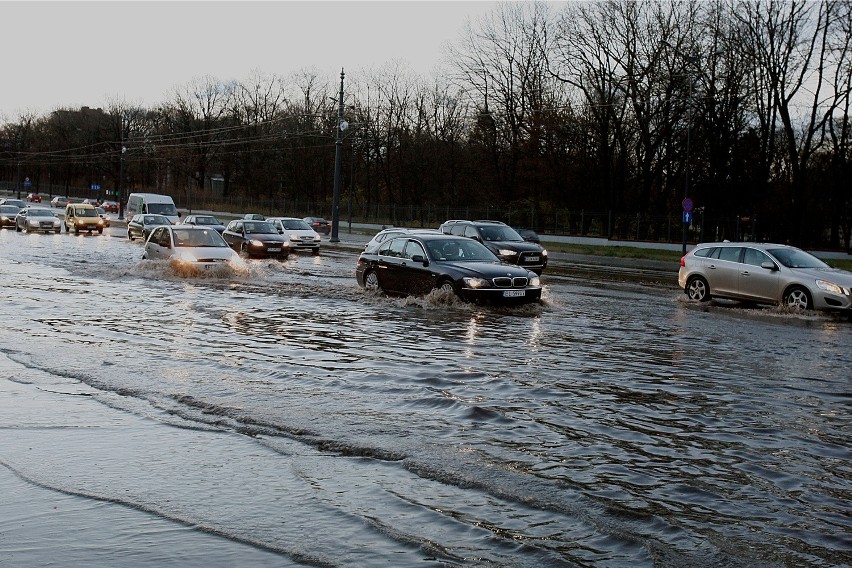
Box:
[147,203,178,216]
[768,248,830,269]
[426,239,499,262]
[173,229,227,247]
[74,207,99,218]
[143,215,170,225]
[244,222,277,234]
[194,216,220,225]
[477,225,523,242]
[29,209,53,217]
[1,206,19,214]
[281,219,312,230]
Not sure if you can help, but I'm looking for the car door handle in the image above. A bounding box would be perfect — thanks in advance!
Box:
[708,264,717,269]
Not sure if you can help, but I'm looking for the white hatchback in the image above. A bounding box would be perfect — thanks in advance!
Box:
[267,217,322,255]
[143,225,242,267]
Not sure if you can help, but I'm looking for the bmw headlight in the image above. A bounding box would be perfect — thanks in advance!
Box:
[462,277,488,289]
[529,276,541,287]
[816,280,845,295]
[498,249,518,257]
[542,249,548,256]
[250,239,264,247]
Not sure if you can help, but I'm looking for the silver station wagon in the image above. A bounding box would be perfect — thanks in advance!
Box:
[679,242,852,311]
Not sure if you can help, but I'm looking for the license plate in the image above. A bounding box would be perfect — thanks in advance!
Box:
[267,247,281,253]
[503,290,525,297]
[526,256,540,262]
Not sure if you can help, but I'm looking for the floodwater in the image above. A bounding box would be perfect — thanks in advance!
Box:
[0,228,849,567]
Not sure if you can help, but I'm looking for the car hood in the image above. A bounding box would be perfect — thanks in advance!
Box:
[440,260,534,279]
[483,240,544,252]
[245,232,285,241]
[28,215,59,221]
[791,266,852,286]
[173,246,238,261]
[283,230,320,238]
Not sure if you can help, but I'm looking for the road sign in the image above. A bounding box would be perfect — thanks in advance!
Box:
[91,184,101,191]
[682,197,693,212]
[23,178,32,187]
[683,211,692,224]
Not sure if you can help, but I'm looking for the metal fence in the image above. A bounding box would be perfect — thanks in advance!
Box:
[2,180,837,249]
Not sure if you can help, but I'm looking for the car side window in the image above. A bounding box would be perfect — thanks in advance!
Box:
[743,248,770,267]
[450,224,465,236]
[463,225,479,239]
[387,238,407,258]
[718,247,742,262]
[403,241,426,260]
[693,247,715,258]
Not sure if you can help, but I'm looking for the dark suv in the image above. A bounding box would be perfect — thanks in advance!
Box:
[438,220,547,274]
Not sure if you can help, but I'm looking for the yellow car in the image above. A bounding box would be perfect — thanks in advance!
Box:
[64,203,105,234]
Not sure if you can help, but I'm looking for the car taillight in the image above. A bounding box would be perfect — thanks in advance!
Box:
[680,255,686,267]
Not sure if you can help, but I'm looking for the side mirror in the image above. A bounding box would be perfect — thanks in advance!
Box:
[177,212,182,218]
[761,261,778,271]
[411,254,428,266]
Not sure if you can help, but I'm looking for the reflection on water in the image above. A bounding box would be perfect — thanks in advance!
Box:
[0,229,850,566]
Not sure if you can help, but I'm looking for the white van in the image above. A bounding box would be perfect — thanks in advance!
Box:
[125,193,181,224]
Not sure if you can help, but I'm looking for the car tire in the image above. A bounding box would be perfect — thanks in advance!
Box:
[97,228,103,234]
[128,232,134,241]
[54,228,60,234]
[686,276,710,302]
[438,278,459,297]
[363,270,380,291]
[783,286,812,310]
[312,248,320,256]
[15,224,21,232]
[74,226,79,234]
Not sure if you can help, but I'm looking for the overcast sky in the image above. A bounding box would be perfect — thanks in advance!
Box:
[0,0,499,118]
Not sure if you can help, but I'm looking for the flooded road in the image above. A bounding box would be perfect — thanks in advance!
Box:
[0,228,849,567]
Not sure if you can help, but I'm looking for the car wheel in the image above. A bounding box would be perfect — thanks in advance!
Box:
[74,226,79,234]
[686,276,710,302]
[54,228,60,234]
[312,248,320,256]
[128,232,134,240]
[363,270,380,291]
[15,224,21,232]
[438,278,458,297]
[783,286,812,310]
[97,228,103,234]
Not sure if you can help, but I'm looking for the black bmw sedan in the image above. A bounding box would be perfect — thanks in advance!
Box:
[356,233,542,304]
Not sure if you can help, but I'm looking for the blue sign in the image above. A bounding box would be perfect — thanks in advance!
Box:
[23,178,32,187]
[682,197,693,212]
[91,184,101,191]
[683,211,692,224]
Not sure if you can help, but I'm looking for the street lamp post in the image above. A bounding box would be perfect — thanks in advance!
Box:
[330,69,345,243]
[118,146,126,220]
[681,54,699,255]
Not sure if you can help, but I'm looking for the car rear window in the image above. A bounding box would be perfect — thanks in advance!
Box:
[693,247,716,258]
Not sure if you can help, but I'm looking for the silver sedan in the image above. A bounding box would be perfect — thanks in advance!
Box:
[679,242,852,311]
